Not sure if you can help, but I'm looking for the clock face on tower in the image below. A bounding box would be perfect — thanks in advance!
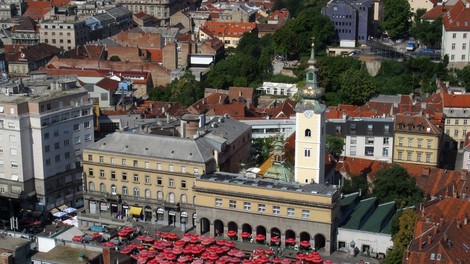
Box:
[304,110,313,118]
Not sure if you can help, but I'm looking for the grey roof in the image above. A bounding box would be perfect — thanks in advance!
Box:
[105,5,131,18]
[196,116,251,152]
[86,131,215,164]
[198,172,338,196]
[369,94,401,105]
[326,117,394,137]
[131,27,180,39]
[94,12,114,23]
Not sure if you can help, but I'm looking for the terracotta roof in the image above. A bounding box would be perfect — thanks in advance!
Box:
[187,92,229,114]
[95,77,119,91]
[131,100,186,118]
[268,8,289,22]
[61,44,105,60]
[24,1,52,20]
[211,102,246,117]
[394,114,441,135]
[202,21,256,38]
[326,102,394,119]
[422,4,453,20]
[111,31,163,50]
[405,197,470,264]
[228,86,254,103]
[335,157,386,177]
[441,90,470,108]
[443,0,470,31]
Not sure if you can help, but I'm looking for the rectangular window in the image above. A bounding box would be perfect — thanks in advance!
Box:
[427,141,432,149]
[88,155,92,161]
[455,119,459,125]
[464,43,467,50]
[366,137,374,144]
[365,147,374,156]
[350,124,357,133]
[258,204,266,213]
[74,136,80,144]
[302,210,310,219]
[350,136,357,145]
[157,163,162,170]
[110,157,115,164]
[122,159,127,165]
[157,177,162,185]
[452,43,456,49]
[133,160,138,167]
[454,130,459,137]
[44,132,49,139]
[144,162,150,168]
[243,202,251,211]
[215,198,223,207]
[407,152,412,161]
[446,119,451,125]
[426,153,431,162]
[65,152,70,159]
[335,125,342,134]
[181,180,187,188]
[383,137,389,145]
[350,146,356,156]
[446,129,450,135]
[193,167,199,175]
[417,152,422,162]
[133,174,139,182]
[465,119,468,125]
[287,208,295,216]
[111,171,116,179]
[169,164,174,172]
[55,155,60,162]
[399,138,403,146]
[367,124,373,132]
[304,148,311,157]
[64,139,69,146]
[99,170,104,178]
[122,172,127,181]
[73,124,79,131]
[84,121,90,128]
[85,134,91,142]
[99,156,104,162]
[273,206,280,215]
[145,175,150,184]
[382,147,389,157]
[88,168,93,176]
[408,138,413,147]
[229,200,236,208]
[169,178,174,187]
[417,139,423,148]
[181,166,186,173]
[398,151,403,160]
[384,125,390,133]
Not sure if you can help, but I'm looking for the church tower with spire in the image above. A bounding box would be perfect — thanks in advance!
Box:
[294,40,326,184]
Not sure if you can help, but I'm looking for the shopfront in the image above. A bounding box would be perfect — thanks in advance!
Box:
[144,206,152,222]
[89,201,97,214]
[168,209,176,226]
[156,208,164,223]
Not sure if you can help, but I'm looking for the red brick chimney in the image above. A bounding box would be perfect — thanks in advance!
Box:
[427,234,433,245]
[102,248,111,264]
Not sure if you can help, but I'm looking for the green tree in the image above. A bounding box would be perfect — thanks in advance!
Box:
[109,55,121,61]
[456,65,470,91]
[411,9,442,48]
[325,135,344,161]
[373,164,424,207]
[342,174,369,197]
[159,71,203,106]
[380,0,411,38]
[339,68,377,105]
[383,209,419,264]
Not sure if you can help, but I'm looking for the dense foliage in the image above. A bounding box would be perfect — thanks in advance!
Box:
[380,0,411,39]
[411,9,442,48]
[148,71,203,106]
[383,209,419,264]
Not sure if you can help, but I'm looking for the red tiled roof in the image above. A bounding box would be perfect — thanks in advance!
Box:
[202,21,256,38]
[395,114,441,135]
[95,77,119,91]
[443,0,470,31]
[441,91,470,108]
[422,5,452,20]
[335,157,386,177]
[227,86,254,103]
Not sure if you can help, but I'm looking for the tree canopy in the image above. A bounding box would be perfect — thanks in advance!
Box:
[380,0,411,39]
[383,209,419,264]
[411,9,442,48]
[149,71,203,106]
[372,164,424,207]
[325,135,344,161]
[339,68,377,105]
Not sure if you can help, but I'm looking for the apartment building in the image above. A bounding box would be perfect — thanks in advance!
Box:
[39,19,88,51]
[115,0,197,22]
[441,0,470,68]
[393,114,442,167]
[194,172,341,253]
[440,86,470,150]
[326,116,394,163]
[199,21,257,48]
[0,75,94,221]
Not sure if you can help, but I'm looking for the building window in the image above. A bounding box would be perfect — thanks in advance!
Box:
[215,198,222,207]
[169,164,174,172]
[366,137,374,144]
[99,156,104,162]
[258,204,266,213]
[133,160,138,167]
[302,210,310,219]
[367,124,373,132]
[122,159,127,165]
[169,178,174,187]
[181,194,187,204]
[417,139,423,148]
[193,168,199,175]
[181,166,186,173]
[111,171,116,179]
[427,140,432,149]
[455,119,459,125]
[350,136,357,145]
[133,188,139,197]
[145,189,151,198]
[243,202,251,211]
[304,148,311,157]
[229,200,237,208]
[464,33,468,38]
[464,55,468,60]
[399,138,403,146]
[451,54,455,60]
[157,177,162,185]
[110,185,117,194]
[431,253,435,260]
[365,147,374,156]
[181,180,187,188]
[287,208,295,217]
[407,152,412,161]
[122,172,127,181]
[446,129,450,135]
[452,43,456,50]
[157,163,162,170]
[144,162,150,168]
[350,124,357,133]
[122,186,128,195]
[133,174,139,182]
[44,132,49,139]
[110,157,115,164]
[465,119,468,125]
[463,129,467,136]
[99,170,104,178]
[88,168,93,176]
[350,146,356,156]
[383,137,389,145]
[426,153,431,162]
[84,121,90,128]
[88,182,95,191]
[145,175,150,184]
[454,130,459,137]
[85,134,91,142]
[73,124,79,131]
[382,147,389,157]
[398,151,403,160]
[335,126,342,134]
[64,139,69,146]
[417,152,422,162]
[100,183,105,192]
[157,191,163,200]
[88,155,92,161]
[446,119,451,125]
[273,206,280,215]
[305,129,311,137]
[384,125,390,133]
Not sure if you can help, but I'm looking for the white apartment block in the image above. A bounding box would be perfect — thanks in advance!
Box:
[0,75,94,218]
[441,1,470,67]
[257,82,298,97]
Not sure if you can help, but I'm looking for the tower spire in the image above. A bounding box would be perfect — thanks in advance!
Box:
[308,37,316,65]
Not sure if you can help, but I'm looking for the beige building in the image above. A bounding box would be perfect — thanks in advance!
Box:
[115,0,195,22]
[408,0,437,13]
[194,171,340,253]
[392,114,442,167]
[39,19,88,51]
[440,86,470,150]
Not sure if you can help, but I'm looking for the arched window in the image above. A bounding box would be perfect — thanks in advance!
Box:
[145,189,151,198]
[181,194,187,204]
[99,183,105,192]
[133,188,140,197]
[88,182,95,191]
[122,186,128,195]
[111,185,117,194]
[157,191,163,200]
[305,129,311,137]
[169,192,175,203]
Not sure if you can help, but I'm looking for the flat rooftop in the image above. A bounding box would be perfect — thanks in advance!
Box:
[32,245,101,264]
[0,236,31,250]
[198,172,338,196]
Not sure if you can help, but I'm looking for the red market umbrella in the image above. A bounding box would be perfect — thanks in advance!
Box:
[225,241,235,247]
[168,233,179,240]
[118,231,128,237]
[272,258,282,263]
[296,253,306,260]
[137,235,146,241]
[165,252,176,261]
[144,236,154,243]
[323,260,334,264]
[255,234,265,241]
[285,238,296,244]
[312,256,323,264]
[241,232,251,238]
[270,237,281,243]
[227,230,237,237]
[300,240,311,248]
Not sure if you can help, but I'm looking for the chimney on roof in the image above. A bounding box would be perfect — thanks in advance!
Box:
[464,214,468,225]
[457,220,462,228]
[427,234,432,245]
[439,217,444,226]
[433,225,438,234]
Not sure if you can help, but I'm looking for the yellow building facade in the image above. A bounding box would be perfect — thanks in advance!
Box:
[80,132,216,228]
[392,115,442,167]
[194,173,340,253]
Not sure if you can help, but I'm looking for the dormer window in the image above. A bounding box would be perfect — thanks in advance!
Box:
[407,125,413,131]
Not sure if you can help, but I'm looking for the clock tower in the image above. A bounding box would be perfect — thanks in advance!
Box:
[294,40,326,184]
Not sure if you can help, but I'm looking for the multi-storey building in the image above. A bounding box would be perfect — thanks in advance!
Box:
[326,116,394,163]
[10,16,40,48]
[39,19,88,51]
[199,21,257,48]
[81,131,217,228]
[322,0,374,46]
[440,86,470,150]
[393,114,442,167]
[441,0,470,68]
[0,75,94,221]
[194,172,341,253]
[115,0,197,22]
